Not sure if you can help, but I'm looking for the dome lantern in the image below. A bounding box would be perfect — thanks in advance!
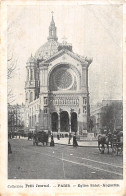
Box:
[47,12,58,41]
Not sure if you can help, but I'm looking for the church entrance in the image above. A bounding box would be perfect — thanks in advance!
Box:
[71,112,77,132]
[51,112,58,132]
[60,111,69,132]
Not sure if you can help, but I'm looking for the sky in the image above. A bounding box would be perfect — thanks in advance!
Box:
[7,4,123,105]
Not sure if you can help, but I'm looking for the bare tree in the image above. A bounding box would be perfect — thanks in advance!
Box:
[7,52,17,79]
[7,50,17,104]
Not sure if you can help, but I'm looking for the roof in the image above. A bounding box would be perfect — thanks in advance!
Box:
[35,40,59,60]
[42,48,92,65]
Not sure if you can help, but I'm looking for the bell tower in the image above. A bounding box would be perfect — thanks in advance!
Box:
[48,12,58,41]
[25,54,39,105]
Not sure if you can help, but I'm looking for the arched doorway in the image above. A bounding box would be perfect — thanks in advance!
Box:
[60,111,69,132]
[51,112,58,132]
[71,112,77,132]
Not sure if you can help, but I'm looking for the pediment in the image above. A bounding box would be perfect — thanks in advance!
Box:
[42,49,86,64]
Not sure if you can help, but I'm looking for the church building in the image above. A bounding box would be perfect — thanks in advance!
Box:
[25,14,93,135]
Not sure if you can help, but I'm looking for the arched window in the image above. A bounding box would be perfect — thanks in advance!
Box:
[31,69,33,80]
[83,97,87,105]
[44,97,48,105]
[30,92,33,103]
[83,106,87,114]
[27,70,29,80]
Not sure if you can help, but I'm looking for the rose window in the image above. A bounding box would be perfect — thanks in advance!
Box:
[49,64,78,91]
[55,69,73,89]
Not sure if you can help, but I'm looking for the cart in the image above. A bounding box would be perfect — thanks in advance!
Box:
[112,131,123,156]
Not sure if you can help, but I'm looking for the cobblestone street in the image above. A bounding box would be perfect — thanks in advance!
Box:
[8,138,123,179]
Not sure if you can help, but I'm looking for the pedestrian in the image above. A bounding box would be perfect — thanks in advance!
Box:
[50,133,54,146]
[57,134,59,140]
[73,134,78,147]
[68,133,71,144]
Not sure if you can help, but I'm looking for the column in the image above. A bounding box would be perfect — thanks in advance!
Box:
[58,113,60,133]
[33,69,34,80]
[27,69,29,81]
[77,114,79,135]
[69,113,71,133]
[49,113,51,132]
[29,69,30,80]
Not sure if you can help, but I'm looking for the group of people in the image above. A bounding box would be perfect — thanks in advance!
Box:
[55,132,78,147]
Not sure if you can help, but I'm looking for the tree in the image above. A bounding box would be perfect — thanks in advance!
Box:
[7,52,17,79]
[7,50,17,104]
[101,102,123,133]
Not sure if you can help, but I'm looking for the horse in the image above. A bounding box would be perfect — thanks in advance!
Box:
[98,133,113,154]
[33,131,49,146]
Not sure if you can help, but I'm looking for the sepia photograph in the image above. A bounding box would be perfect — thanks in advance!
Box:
[6,3,124,181]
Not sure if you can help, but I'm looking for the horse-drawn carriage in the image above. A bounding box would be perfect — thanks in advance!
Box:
[112,131,123,156]
[33,131,49,146]
[98,131,123,155]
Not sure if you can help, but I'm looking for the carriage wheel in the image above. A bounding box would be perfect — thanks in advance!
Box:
[112,146,118,156]
[98,144,105,154]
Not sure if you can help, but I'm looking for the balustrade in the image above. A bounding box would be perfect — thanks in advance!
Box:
[49,97,79,106]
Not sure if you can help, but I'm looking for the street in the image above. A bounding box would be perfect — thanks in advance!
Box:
[8,138,123,179]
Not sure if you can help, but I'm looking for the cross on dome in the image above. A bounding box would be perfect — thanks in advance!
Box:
[51,11,54,24]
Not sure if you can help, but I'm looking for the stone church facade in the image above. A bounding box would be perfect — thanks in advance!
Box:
[25,14,92,134]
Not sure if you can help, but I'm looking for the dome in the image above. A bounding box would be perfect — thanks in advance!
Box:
[35,40,59,60]
[27,54,36,64]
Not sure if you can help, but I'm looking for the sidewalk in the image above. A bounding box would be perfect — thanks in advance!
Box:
[16,136,98,147]
[54,137,98,147]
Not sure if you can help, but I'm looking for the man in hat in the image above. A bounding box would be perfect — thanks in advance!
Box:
[73,133,78,147]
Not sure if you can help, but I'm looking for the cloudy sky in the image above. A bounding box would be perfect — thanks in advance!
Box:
[7,4,123,105]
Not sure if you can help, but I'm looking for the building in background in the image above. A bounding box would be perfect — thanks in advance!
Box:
[25,14,93,135]
[8,103,25,132]
[91,100,123,136]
